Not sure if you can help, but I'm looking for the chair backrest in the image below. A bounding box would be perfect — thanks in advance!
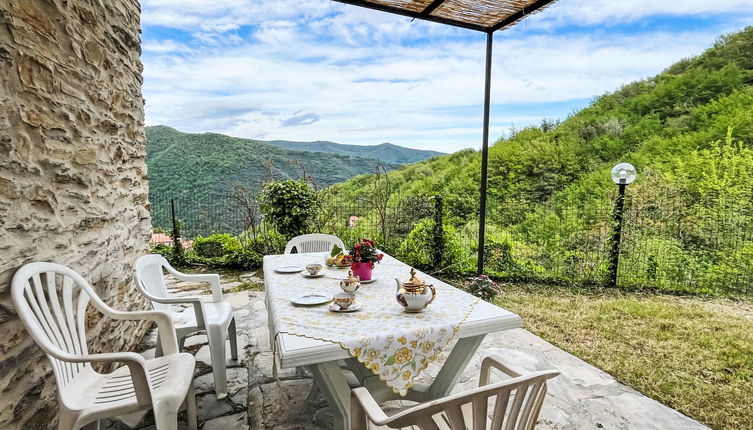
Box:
[11,263,104,392]
[284,234,345,254]
[382,370,559,430]
[133,254,171,311]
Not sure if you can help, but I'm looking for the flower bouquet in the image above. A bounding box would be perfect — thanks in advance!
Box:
[349,238,383,281]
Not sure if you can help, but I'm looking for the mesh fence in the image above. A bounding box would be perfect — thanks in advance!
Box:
[152,188,753,296]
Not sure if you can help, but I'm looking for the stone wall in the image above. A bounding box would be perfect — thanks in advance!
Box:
[0,1,151,427]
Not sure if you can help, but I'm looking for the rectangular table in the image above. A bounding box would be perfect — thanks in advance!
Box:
[264,252,521,429]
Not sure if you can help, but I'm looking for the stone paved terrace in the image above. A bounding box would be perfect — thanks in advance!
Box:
[103,274,709,430]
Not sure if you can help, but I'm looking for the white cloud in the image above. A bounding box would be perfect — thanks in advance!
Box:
[139,0,753,152]
[526,0,753,28]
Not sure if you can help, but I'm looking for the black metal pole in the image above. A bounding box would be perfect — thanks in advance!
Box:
[477,32,493,275]
[609,184,626,287]
[170,198,177,238]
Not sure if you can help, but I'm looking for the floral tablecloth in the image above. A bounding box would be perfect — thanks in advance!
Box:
[264,252,480,396]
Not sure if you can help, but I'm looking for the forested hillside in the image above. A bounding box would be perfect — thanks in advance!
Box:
[329,27,753,294]
[263,140,444,164]
[146,126,401,229]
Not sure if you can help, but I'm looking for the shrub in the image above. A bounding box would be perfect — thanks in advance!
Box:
[194,239,225,258]
[259,180,318,238]
[194,233,241,258]
[464,275,503,301]
[397,218,463,272]
[151,243,173,260]
[223,250,262,270]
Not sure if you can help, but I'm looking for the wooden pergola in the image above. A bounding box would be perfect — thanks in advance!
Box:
[333,0,560,274]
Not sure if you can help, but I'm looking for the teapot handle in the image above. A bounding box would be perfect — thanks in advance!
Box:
[427,284,436,305]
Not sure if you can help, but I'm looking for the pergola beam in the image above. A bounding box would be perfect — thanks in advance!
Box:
[419,0,446,17]
[488,0,559,32]
[331,0,487,32]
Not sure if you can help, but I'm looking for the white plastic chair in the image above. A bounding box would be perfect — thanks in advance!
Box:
[11,262,197,430]
[133,254,238,399]
[351,355,559,429]
[284,233,345,254]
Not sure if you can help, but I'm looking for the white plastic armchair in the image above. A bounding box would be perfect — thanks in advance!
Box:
[351,355,559,430]
[11,262,197,430]
[133,254,238,399]
[284,233,345,254]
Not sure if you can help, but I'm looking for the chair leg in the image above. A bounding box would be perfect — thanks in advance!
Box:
[57,412,78,430]
[208,324,228,398]
[152,402,179,430]
[186,381,198,430]
[228,318,238,360]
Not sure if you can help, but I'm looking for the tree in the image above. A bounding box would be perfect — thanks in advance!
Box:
[259,180,318,238]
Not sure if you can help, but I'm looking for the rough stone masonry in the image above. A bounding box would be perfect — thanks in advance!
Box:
[0,1,151,428]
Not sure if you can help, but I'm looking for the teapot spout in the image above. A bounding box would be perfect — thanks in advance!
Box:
[395,278,401,293]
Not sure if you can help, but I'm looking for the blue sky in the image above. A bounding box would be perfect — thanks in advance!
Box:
[139,0,753,153]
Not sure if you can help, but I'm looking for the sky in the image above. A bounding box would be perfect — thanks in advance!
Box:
[139,0,753,153]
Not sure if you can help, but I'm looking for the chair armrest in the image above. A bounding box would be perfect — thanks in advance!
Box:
[105,309,182,356]
[480,354,526,386]
[351,387,389,427]
[166,269,224,303]
[57,351,154,407]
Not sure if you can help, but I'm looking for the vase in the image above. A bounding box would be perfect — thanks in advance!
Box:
[351,262,373,281]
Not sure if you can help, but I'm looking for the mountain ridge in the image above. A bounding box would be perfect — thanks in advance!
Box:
[145,125,442,233]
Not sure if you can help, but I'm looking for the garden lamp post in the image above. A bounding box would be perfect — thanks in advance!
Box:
[608,162,637,287]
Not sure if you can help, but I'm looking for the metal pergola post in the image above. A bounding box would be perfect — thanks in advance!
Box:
[477,32,493,275]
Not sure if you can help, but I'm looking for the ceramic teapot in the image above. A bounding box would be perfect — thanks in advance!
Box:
[395,268,436,312]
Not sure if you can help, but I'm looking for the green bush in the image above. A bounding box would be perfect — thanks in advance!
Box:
[619,238,704,293]
[194,240,225,258]
[151,243,173,260]
[483,238,542,281]
[244,231,287,256]
[397,218,463,272]
[194,233,241,258]
[259,180,318,238]
[223,250,262,270]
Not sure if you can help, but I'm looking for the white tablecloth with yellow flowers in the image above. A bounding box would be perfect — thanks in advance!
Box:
[265,252,480,396]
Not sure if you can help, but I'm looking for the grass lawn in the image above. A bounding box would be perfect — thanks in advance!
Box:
[495,285,753,430]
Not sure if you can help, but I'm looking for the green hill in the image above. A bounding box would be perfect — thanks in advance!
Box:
[329,26,753,294]
[262,140,444,164]
[146,126,404,232]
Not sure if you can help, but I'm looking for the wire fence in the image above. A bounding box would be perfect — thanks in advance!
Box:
[152,188,753,296]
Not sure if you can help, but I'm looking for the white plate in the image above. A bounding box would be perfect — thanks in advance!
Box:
[360,277,377,284]
[303,272,326,278]
[329,301,363,313]
[290,292,332,306]
[275,266,303,274]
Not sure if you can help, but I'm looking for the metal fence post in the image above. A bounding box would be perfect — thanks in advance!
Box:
[608,184,626,287]
[432,195,444,270]
[170,198,177,237]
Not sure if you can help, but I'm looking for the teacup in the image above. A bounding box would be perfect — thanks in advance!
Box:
[340,278,360,293]
[306,263,323,275]
[333,293,355,310]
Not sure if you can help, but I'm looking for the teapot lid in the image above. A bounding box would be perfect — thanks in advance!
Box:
[403,268,424,286]
[346,270,359,284]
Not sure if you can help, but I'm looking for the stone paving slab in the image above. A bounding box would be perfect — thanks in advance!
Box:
[103,274,709,430]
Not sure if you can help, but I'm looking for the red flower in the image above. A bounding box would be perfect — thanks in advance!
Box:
[377,254,383,260]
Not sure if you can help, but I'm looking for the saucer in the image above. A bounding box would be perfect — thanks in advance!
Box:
[328,301,363,313]
[360,277,377,284]
[275,266,303,274]
[290,292,332,306]
[303,272,325,278]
